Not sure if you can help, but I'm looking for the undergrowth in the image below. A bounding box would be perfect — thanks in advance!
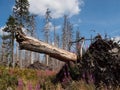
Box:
[0,66,119,90]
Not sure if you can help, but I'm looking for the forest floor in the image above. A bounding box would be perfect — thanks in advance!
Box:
[0,66,120,90]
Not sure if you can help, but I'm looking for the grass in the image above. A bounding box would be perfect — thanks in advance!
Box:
[0,66,119,90]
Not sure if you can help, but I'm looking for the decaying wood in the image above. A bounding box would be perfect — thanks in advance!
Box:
[55,38,120,88]
[80,39,120,87]
[15,29,77,62]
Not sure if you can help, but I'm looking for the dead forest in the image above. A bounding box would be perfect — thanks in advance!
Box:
[0,0,120,89]
[15,27,120,87]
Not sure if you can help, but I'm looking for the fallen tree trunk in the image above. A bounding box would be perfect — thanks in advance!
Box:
[15,30,77,62]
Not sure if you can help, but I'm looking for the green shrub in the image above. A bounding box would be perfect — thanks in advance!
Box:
[0,68,18,90]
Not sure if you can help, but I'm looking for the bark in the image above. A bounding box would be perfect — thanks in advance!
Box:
[15,30,77,62]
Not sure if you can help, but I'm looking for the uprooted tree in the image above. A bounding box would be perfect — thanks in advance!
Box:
[15,28,120,88]
[15,28,77,62]
[80,38,120,87]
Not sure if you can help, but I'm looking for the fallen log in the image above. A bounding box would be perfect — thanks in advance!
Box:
[15,29,77,62]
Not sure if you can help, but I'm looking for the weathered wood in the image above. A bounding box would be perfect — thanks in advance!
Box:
[15,30,77,62]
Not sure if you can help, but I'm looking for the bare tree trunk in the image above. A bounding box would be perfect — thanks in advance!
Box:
[11,33,14,67]
[1,44,5,64]
[15,30,77,62]
[16,44,18,66]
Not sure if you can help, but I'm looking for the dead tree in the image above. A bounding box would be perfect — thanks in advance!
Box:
[15,29,77,62]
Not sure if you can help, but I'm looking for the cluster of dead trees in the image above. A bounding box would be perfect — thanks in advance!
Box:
[16,29,120,88]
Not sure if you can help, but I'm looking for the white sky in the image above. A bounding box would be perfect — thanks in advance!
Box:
[0,26,8,36]
[28,0,84,18]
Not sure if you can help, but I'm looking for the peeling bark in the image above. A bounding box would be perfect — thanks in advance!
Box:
[15,30,77,62]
